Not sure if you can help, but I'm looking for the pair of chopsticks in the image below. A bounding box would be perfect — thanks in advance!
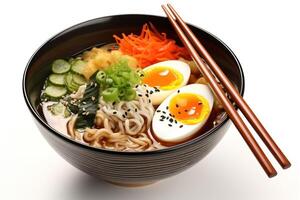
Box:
[162,4,291,177]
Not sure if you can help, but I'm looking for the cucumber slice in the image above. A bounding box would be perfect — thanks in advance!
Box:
[44,85,67,98]
[72,74,87,85]
[68,58,75,65]
[48,102,71,118]
[65,73,80,92]
[49,74,65,86]
[48,102,65,115]
[64,108,71,117]
[52,59,71,74]
[71,60,86,74]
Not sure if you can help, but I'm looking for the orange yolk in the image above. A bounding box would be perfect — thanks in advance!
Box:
[169,93,210,125]
[142,66,183,90]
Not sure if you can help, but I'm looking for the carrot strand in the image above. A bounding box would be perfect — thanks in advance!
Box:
[113,23,190,67]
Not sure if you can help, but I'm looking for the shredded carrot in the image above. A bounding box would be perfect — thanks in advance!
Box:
[113,23,191,68]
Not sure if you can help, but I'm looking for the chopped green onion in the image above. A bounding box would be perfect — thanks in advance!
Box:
[102,88,119,102]
[124,88,136,101]
[105,78,113,85]
[96,70,106,84]
[95,60,142,102]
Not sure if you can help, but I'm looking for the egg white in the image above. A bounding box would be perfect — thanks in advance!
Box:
[142,60,191,105]
[152,84,214,143]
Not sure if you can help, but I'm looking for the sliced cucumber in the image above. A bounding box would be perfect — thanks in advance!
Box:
[71,60,86,74]
[64,108,71,117]
[68,58,75,65]
[65,73,80,92]
[48,102,71,118]
[72,73,87,85]
[48,102,65,115]
[52,59,71,74]
[45,85,67,98]
[49,74,66,86]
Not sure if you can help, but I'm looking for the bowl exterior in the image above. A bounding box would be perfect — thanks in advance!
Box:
[35,119,230,185]
[23,15,244,185]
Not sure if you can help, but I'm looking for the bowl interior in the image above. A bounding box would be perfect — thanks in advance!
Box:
[23,14,244,152]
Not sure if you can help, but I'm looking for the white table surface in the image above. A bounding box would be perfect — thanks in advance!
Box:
[1,0,299,199]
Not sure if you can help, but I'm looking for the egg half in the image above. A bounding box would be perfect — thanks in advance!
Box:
[142,60,191,105]
[152,84,214,143]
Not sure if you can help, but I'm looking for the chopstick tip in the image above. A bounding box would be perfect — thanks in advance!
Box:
[268,171,277,178]
[282,161,291,169]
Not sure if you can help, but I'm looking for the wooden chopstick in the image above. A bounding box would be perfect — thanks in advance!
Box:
[162,5,278,177]
[166,4,291,170]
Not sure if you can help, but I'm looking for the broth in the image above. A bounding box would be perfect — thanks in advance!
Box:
[38,24,228,152]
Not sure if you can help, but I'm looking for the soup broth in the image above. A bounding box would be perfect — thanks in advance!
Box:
[39,23,227,152]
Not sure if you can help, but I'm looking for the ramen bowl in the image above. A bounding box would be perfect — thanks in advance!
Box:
[23,14,244,186]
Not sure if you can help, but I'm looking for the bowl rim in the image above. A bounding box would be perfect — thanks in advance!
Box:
[22,14,245,155]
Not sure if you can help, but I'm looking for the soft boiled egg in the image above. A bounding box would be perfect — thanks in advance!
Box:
[152,84,214,143]
[142,60,191,105]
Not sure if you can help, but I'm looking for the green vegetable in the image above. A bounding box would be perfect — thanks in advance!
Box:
[105,78,113,85]
[64,108,71,117]
[48,102,70,117]
[102,88,119,102]
[65,73,79,92]
[71,60,86,75]
[95,60,141,102]
[52,59,71,74]
[65,72,86,92]
[72,73,87,85]
[75,81,99,129]
[44,85,67,98]
[49,74,66,86]
[68,58,75,65]
[124,88,136,101]
[96,71,106,84]
[48,102,64,115]
[66,102,79,114]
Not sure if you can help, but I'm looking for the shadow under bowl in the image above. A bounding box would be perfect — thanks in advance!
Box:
[23,14,245,186]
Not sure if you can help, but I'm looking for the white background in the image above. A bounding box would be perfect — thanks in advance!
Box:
[0,0,299,199]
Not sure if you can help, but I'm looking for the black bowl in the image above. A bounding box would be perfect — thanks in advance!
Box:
[23,14,244,186]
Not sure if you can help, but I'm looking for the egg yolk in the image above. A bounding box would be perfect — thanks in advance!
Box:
[142,66,183,90]
[169,93,210,125]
